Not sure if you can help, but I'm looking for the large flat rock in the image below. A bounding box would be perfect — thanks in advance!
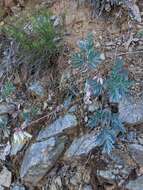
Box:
[0,167,11,187]
[37,114,77,141]
[119,97,143,125]
[20,136,66,185]
[97,149,136,185]
[128,144,143,167]
[125,176,143,190]
[0,103,16,115]
[64,133,97,159]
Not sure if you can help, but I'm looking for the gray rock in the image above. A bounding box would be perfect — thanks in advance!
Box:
[97,169,118,184]
[138,134,143,145]
[0,167,12,187]
[53,16,61,27]
[50,15,57,21]
[83,184,93,190]
[127,131,137,143]
[0,103,16,115]
[49,183,58,190]
[125,176,143,190]
[0,142,11,160]
[11,183,25,190]
[0,64,5,79]
[119,97,143,125]
[37,114,77,141]
[88,101,100,112]
[97,149,136,185]
[128,144,143,167]
[0,186,4,190]
[0,115,9,138]
[10,143,25,156]
[28,82,45,97]
[63,97,77,113]
[20,136,66,185]
[64,133,97,159]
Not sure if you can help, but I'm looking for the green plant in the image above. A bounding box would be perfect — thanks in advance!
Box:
[22,106,40,122]
[1,81,16,98]
[71,33,104,69]
[136,30,143,38]
[71,33,132,154]
[4,10,61,64]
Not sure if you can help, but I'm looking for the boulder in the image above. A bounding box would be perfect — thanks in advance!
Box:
[83,184,93,190]
[37,114,77,141]
[125,175,143,190]
[128,144,143,167]
[20,136,66,185]
[97,149,136,185]
[10,183,25,190]
[10,143,25,156]
[0,103,16,115]
[0,167,12,187]
[119,97,143,125]
[28,82,45,97]
[64,133,97,159]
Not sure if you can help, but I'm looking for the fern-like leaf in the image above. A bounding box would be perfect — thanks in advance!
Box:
[106,58,132,103]
[95,128,115,154]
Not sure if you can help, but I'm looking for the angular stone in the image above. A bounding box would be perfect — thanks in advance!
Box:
[0,115,9,139]
[0,167,12,187]
[0,142,11,160]
[20,136,66,185]
[83,184,93,190]
[97,169,117,184]
[97,149,135,185]
[64,133,97,159]
[138,134,143,145]
[128,144,143,167]
[0,186,4,190]
[10,143,25,156]
[0,104,16,115]
[0,64,5,79]
[10,183,25,190]
[125,176,143,190]
[119,97,143,125]
[37,114,77,141]
[53,16,61,27]
[28,82,45,97]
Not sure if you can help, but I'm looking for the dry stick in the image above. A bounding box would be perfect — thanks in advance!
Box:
[117,50,143,56]
[22,96,83,130]
[21,112,54,130]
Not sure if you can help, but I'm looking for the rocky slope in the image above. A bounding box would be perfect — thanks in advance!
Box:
[0,0,143,190]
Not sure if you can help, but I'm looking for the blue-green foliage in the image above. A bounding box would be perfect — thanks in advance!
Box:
[71,33,132,154]
[106,58,132,102]
[71,33,103,69]
[88,109,125,154]
[1,81,16,98]
[95,128,116,155]
[87,79,103,96]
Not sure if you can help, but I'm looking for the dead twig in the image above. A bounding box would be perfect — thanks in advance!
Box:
[21,96,83,130]
[117,50,143,56]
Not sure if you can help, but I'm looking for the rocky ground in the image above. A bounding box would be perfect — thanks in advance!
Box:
[0,0,143,190]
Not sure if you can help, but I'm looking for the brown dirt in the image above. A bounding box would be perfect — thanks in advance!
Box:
[49,0,143,95]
